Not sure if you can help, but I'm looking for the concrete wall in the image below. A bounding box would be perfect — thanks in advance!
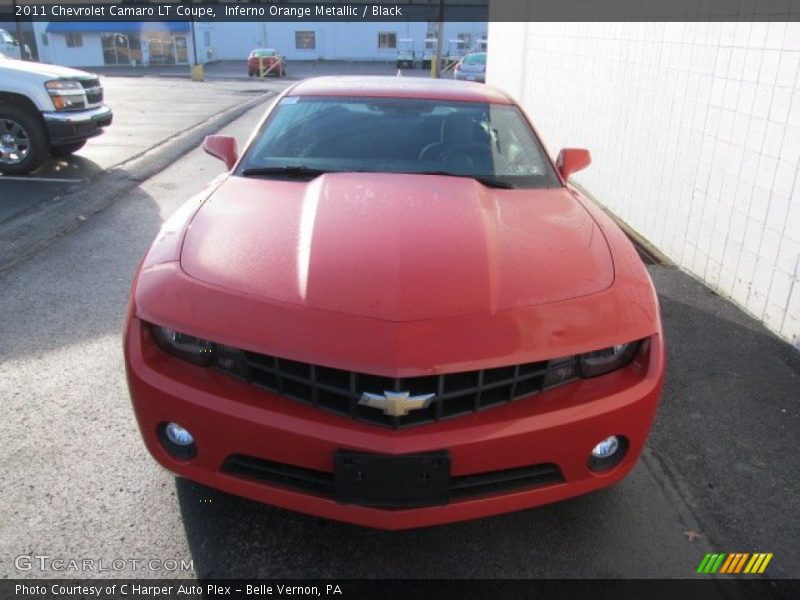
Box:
[204,21,487,61]
[488,22,800,348]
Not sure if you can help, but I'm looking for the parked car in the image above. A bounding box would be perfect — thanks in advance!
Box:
[0,28,31,61]
[454,51,487,83]
[0,56,112,174]
[125,76,665,530]
[247,48,285,77]
[0,28,20,60]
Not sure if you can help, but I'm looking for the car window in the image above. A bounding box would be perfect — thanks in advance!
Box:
[239,96,560,189]
[251,49,276,57]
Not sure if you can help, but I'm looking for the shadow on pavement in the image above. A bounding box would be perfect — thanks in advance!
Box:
[176,475,625,579]
[33,153,107,181]
[647,265,800,580]
[0,155,105,225]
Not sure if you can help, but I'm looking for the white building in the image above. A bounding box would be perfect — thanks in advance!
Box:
[488,22,800,347]
[31,21,487,67]
[35,21,192,66]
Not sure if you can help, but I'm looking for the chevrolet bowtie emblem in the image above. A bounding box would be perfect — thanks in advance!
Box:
[358,391,436,417]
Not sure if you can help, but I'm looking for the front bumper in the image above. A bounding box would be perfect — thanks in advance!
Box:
[454,71,486,83]
[43,105,113,146]
[125,318,665,530]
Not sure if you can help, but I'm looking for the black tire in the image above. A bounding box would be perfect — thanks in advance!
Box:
[50,140,86,157]
[0,104,48,175]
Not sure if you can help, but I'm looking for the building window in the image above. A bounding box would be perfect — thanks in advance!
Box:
[65,33,83,48]
[295,31,315,50]
[378,32,397,49]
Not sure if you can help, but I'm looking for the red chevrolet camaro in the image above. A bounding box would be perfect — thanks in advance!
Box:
[124,76,665,529]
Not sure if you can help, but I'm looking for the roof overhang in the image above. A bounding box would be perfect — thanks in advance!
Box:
[45,22,190,34]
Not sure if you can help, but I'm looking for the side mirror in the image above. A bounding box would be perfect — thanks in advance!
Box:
[203,135,238,170]
[556,148,591,181]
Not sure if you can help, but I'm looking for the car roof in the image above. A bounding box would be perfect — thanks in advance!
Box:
[289,76,513,104]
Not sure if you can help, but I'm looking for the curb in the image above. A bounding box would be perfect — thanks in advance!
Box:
[0,91,273,276]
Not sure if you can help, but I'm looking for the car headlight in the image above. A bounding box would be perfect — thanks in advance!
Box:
[544,341,642,387]
[150,325,213,366]
[579,341,640,378]
[45,79,86,111]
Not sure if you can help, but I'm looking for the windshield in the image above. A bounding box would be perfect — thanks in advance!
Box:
[464,53,486,65]
[251,49,276,57]
[238,96,561,189]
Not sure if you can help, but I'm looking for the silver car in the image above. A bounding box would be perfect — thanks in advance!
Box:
[453,52,486,83]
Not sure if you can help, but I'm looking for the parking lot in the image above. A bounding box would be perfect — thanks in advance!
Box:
[0,68,798,590]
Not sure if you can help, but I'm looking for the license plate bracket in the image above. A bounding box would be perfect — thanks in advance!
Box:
[334,450,451,508]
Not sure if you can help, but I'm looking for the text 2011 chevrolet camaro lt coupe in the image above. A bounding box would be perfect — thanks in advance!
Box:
[124,76,665,529]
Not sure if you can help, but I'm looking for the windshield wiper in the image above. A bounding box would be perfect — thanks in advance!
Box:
[240,165,329,179]
[409,171,516,189]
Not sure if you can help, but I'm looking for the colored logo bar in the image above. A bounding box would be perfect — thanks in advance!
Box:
[697,553,773,574]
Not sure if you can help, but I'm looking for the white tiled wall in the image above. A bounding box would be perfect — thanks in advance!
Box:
[488,22,800,348]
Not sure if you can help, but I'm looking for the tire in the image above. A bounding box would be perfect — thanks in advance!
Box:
[50,141,86,157]
[0,104,48,175]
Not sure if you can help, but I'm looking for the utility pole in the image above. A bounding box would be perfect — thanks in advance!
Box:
[12,0,26,61]
[189,1,204,81]
[432,0,444,78]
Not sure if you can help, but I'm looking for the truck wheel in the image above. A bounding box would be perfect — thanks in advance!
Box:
[50,141,87,157]
[0,104,48,175]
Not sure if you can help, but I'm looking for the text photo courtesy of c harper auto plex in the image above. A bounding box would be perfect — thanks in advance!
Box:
[0,1,798,599]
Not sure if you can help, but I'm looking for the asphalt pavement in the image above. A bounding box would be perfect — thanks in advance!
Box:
[80,59,432,82]
[0,76,290,274]
[0,85,797,591]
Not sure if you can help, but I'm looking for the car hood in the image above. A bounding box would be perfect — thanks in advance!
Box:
[180,173,613,321]
[0,57,97,79]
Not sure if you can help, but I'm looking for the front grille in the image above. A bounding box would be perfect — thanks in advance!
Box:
[213,347,578,428]
[79,78,103,104]
[222,454,564,505]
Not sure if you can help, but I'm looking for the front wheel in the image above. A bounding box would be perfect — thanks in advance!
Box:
[0,104,48,175]
[50,140,87,157]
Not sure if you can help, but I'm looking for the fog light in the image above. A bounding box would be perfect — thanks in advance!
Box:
[591,435,619,458]
[165,422,194,446]
[158,422,197,459]
[588,435,628,472]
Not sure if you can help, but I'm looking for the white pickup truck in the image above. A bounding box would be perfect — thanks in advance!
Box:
[0,52,113,174]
